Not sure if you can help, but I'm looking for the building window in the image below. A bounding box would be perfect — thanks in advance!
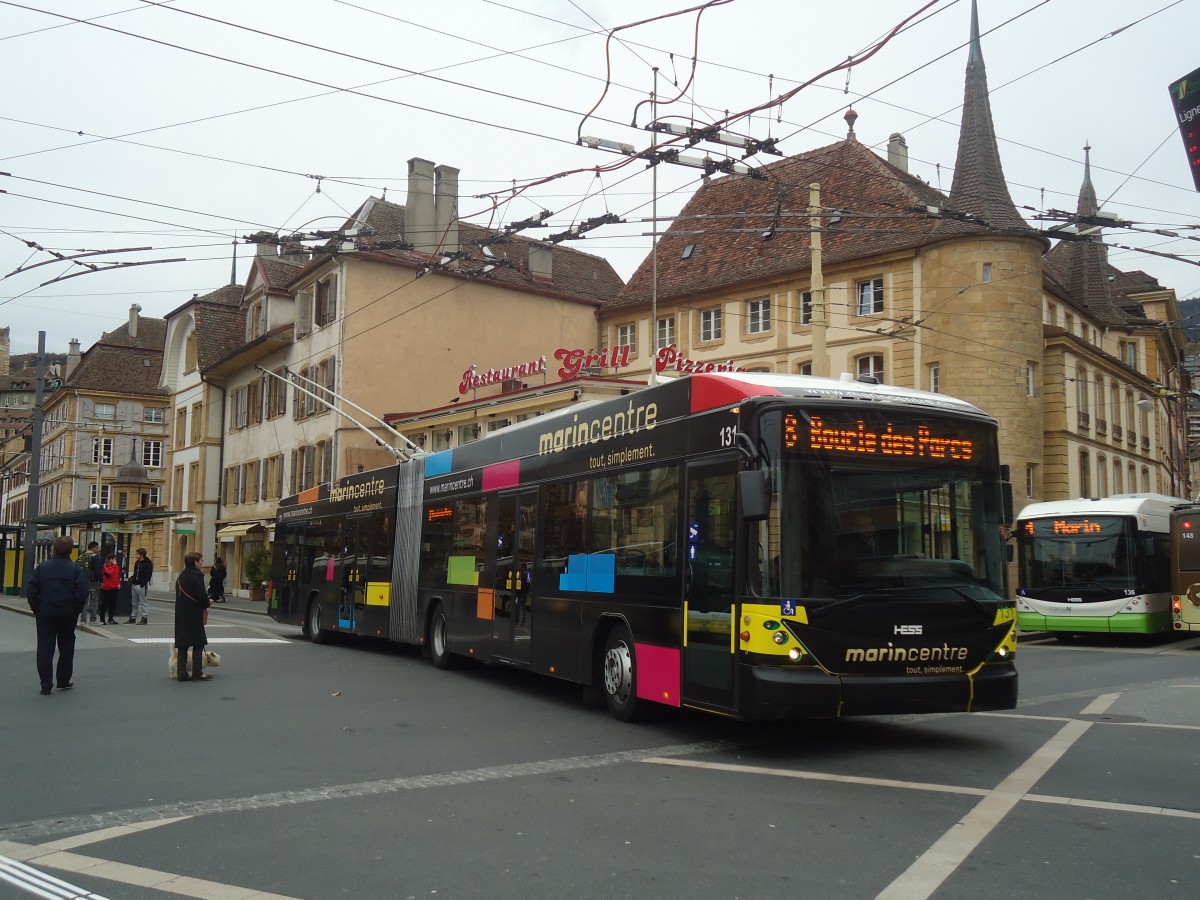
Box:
[92,437,113,465]
[247,300,267,341]
[800,290,813,326]
[90,484,111,508]
[1027,363,1037,397]
[1079,450,1091,497]
[746,297,771,334]
[147,486,161,507]
[855,277,884,316]
[187,461,199,507]
[190,402,203,443]
[315,275,338,327]
[144,407,165,424]
[1077,368,1089,427]
[700,308,722,342]
[142,440,162,468]
[656,316,675,351]
[797,361,812,376]
[1025,463,1036,499]
[928,364,940,394]
[856,354,884,382]
[268,368,288,419]
[616,323,637,353]
[1113,459,1123,494]
[173,465,185,509]
[184,332,196,372]
[175,408,187,449]
[248,378,263,426]
[1097,455,1109,495]
[94,402,115,420]
[982,262,993,283]
[1121,340,1137,369]
[246,459,261,503]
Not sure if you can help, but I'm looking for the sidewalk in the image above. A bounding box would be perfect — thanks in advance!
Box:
[0,586,271,632]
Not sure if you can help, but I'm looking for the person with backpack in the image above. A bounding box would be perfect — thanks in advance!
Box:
[76,541,102,626]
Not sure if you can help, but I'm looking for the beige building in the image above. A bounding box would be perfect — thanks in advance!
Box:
[588,9,1186,516]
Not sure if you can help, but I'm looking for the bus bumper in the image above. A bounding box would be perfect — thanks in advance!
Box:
[739,663,1018,720]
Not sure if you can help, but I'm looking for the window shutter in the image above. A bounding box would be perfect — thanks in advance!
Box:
[295,290,312,338]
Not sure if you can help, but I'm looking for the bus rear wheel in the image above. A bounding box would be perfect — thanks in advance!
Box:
[305,598,328,644]
[429,603,460,670]
[602,624,643,722]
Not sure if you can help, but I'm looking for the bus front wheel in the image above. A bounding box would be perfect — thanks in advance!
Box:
[430,604,460,670]
[305,598,328,645]
[602,624,643,722]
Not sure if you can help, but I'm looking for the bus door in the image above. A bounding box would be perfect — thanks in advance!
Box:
[338,519,365,632]
[492,490,536,663]
[682,458,738,711]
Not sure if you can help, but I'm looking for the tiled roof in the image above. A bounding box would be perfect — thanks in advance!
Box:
[96,315,166,352]
[193,304,249,370]
[294,197,624,306]
[613,138,946,308]
[67,344,167,395]
[256,255,305,289]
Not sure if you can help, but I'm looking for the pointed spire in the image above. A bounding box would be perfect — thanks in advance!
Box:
[1077,143,1098,218]
[844,107,858,142]
[230,237,238,287]
[947,0,1026,232]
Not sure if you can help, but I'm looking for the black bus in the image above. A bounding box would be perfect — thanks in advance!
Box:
[270,372,1017,721]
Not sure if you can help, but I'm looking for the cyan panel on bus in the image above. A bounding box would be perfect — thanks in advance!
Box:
[585,553,615,593]
[424,450,452,477]
[559,554,588,591]
[558,553,615,593]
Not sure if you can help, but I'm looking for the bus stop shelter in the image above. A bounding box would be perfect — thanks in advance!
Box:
[16,507,185,607]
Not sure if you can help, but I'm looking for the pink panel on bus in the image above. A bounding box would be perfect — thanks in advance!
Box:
[482,459,520,491]
[635,643,681,707]
[325,558,335,581]
[690,373,781,414]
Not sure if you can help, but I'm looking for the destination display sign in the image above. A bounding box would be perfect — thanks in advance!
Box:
[787,413,974,461]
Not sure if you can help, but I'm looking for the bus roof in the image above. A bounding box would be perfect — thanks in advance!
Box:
[1017,493,1189,521]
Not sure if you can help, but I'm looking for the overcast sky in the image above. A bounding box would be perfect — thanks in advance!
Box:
[2,0,1197,358]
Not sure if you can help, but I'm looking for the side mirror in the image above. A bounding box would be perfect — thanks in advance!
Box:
[738,470,769,521]
[1002,481,1014,528]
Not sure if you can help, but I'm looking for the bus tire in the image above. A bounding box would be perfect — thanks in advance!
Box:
[1053,632,1075,644]
[305,598,328,645]
[429,603,460,670]
[601,623,644,722]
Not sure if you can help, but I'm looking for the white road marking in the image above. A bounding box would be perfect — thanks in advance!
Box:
[1080,692,1121,715]
[876,718,1092,900]
[0,854,111,899]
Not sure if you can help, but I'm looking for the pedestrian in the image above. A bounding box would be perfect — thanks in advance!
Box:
[98,553,121,625]
[175,551,211,682]
[127,547,153,624]
[28,534,89,694]
[76,540,101,625]
[208,556,227,603]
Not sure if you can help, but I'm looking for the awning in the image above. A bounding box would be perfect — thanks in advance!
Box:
[215,522,264,540]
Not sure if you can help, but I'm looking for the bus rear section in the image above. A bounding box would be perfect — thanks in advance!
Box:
[1170,506,1200,632]
[1015,495,1178,638]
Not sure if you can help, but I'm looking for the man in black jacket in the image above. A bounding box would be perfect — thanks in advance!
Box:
[28,535,89,694]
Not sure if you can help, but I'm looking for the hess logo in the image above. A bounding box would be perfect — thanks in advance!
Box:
[894,625,923,635]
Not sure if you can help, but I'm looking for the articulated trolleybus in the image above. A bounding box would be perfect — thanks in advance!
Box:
[270,372,1017,721]
[1015,494,1182,638]
[1169,504,1200,633]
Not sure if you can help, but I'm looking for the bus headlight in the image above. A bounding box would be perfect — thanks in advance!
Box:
[994,646,1010,659]
[788,647,802,661]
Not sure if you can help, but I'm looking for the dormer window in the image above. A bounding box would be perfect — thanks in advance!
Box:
[315,275,338,327]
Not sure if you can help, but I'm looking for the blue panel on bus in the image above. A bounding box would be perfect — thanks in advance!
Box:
[586,553,615,593]
[560,554,588,591]
[558,553,615,593]
[424,450,452,477]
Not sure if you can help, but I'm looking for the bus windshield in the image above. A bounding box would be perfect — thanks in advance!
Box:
[1017,516,1136,597]
[752,408,1008,603]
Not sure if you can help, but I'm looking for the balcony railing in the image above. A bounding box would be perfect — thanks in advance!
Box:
[1078,412,1090,430]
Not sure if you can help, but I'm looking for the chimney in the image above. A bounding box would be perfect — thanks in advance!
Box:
[66,339,81,378]
[528,244,553,280]
[888,133,909,173]
[405,157,436,255]
[129,303,142,338]
[434,164,459,254]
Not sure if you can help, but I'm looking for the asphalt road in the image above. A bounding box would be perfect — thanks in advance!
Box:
[1,600,1198,900]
